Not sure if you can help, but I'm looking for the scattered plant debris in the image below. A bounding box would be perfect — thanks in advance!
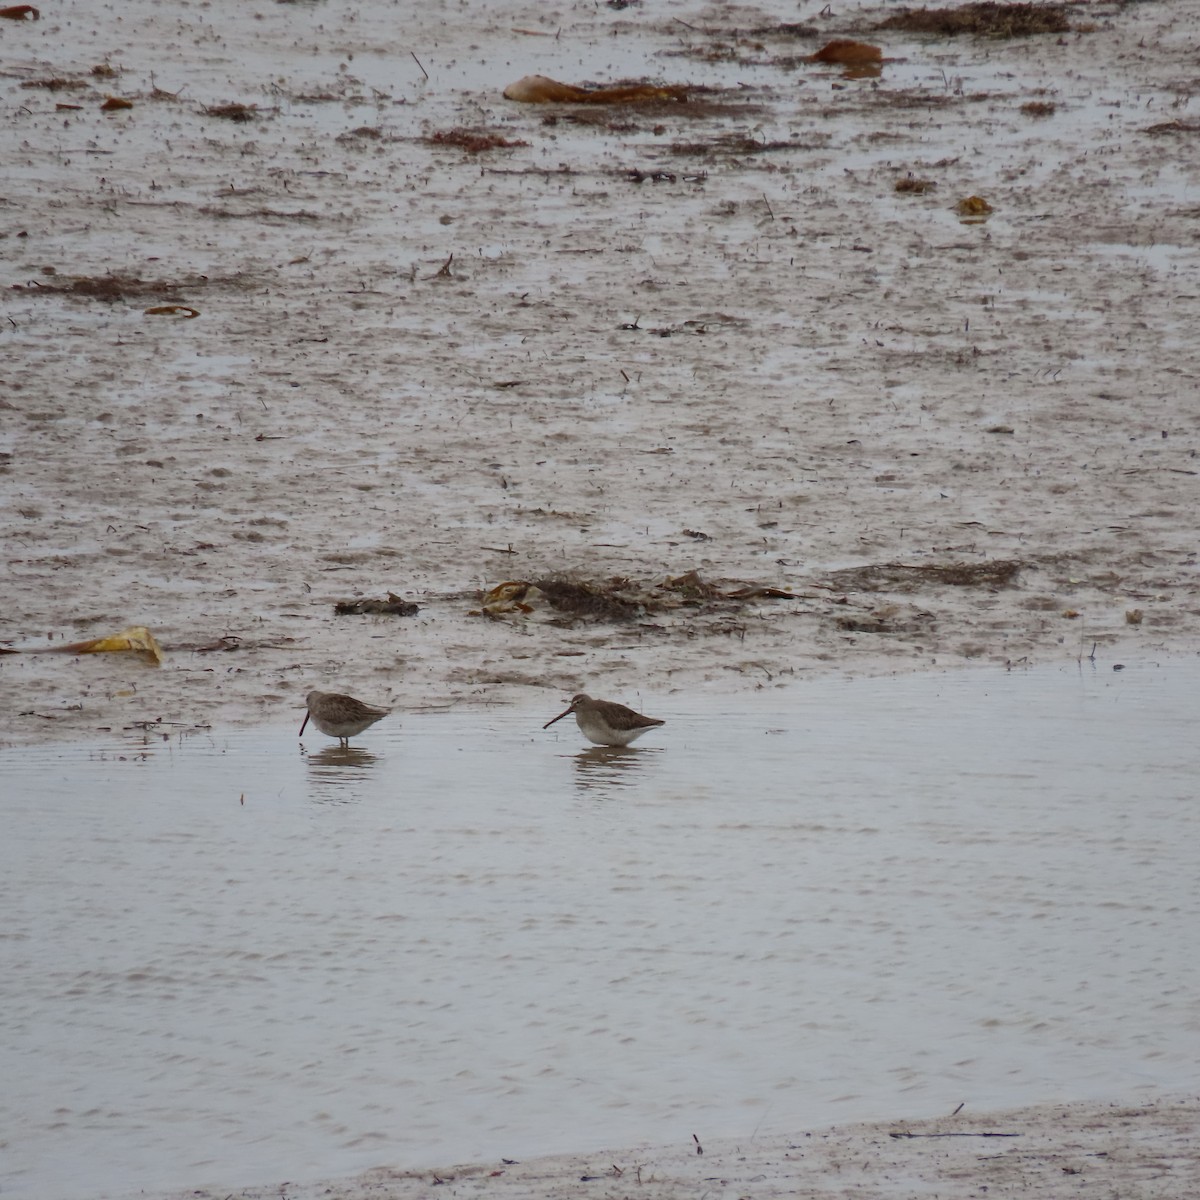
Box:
[334,594,420,616]
[100,96,133,111]
[477,579,642,622]
[204,102,264,122]
[12,272,218,301]
[668,133,826,156]
[547,110,638,132]
[835,604,934,634]
[536,578,645,622]
[627,168,679,183]
[822,560,1021,593]
[20,77,87,91]
[895,176,937,193]
[750,22,819,38]
[190,635,243,653]
[475,571,801,623]
[426,127,529,153]
[337,125,384,141]
[1144,119,1200,136]
[199,205,323,221]
[1020,100,1056,117]
[956,194,993,221]
[144,304,200,318]
[503,74,690,105]
[662,570,800,603]
[91,63,119,77]
[877,3,1070,38]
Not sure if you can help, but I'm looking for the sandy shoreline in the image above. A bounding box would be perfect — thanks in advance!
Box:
[131,1094,1198,1200]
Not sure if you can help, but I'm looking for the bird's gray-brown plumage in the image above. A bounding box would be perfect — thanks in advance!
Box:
[300,690,390,747]
[543,693,664,747]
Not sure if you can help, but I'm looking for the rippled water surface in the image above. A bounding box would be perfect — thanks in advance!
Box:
[3,661,1198,1200]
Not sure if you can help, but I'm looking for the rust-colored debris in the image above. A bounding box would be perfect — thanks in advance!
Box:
[0,3,39,18]
[1020,100,1056,117]
[91,63,119,78]
[100,96,133,111]
[334,594,420,616]
[427,127,529,153]
[807,39,883,66]
[877,3,1070,37]
[503,74,690,105]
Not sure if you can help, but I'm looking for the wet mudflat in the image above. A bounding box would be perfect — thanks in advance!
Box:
[2,0,1199,742]
[4,1,1200,1196]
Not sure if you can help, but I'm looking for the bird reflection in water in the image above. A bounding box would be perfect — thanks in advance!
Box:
[571,744,660,793]
[303,744,379,804]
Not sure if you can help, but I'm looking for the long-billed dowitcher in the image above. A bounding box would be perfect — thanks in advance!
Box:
[300,690,390,747]
[543,693,664,747]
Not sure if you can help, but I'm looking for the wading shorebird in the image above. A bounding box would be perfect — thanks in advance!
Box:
[300,690,390,748]
[543,693,664,747]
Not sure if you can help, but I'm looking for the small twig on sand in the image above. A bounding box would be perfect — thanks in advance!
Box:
[411,51,429,80]
[889,1131,1021,1140]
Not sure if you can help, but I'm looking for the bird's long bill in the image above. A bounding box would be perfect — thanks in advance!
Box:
[299,711,310,736]
[543,707,572,730]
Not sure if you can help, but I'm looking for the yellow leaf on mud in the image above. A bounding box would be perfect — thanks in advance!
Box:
[58,625,164,665]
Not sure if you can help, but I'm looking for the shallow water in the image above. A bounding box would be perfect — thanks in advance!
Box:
[2,659,1199,1200]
